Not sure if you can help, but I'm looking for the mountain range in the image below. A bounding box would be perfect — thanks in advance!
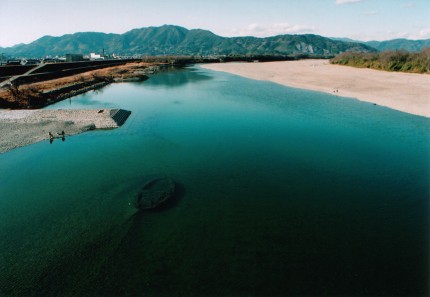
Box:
[333,37,430,52]
[0,25,375,58]
[364,39,430,52]
[0,25,428,58]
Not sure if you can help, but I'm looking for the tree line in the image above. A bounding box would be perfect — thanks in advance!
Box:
[330,48,430,73]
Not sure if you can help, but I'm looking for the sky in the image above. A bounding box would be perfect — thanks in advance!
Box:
[0,0,429,47]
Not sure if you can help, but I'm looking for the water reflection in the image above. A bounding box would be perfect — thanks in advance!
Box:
[143,66,212,88]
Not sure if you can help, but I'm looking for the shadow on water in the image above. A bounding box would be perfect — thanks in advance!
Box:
[144,66,212,88]
[28,181,186,297]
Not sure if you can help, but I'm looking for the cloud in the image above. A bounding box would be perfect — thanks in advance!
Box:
[363,10,378,16]
[402,2,415,8]
[412,28,430,39]
[348,28,430,42]
[386,31,410,39]
[384,28,430,40]
[229,23,316,37]
[336,0,362,4]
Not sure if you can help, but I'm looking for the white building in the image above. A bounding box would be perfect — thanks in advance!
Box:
[89,53,104,60]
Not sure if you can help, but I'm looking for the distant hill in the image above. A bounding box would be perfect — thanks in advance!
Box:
[0,25,375,58]
[332,37,430,52]
[330,37,362,43]
[364,39,430,52]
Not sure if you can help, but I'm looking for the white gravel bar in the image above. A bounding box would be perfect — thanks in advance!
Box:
[0,109,130,153]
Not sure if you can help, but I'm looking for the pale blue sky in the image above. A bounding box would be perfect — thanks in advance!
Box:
[0,0,429,47]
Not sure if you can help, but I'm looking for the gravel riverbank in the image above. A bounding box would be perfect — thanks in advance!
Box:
[0,109,130,153]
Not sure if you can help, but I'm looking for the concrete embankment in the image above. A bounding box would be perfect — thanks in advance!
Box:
[0,108,131,153]
[40,81,110,107]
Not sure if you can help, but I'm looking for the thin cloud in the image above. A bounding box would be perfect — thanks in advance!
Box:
[387,31,410,39]
[385,28,430,40]
[229,23,316,37]
[363,10,378,16]
[402,2,415,8]
[412,28,430,39]
[336,0,362,4]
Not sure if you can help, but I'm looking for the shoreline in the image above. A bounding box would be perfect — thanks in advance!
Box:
[0,62,162,153]
[0,109,130,154]
[202,60,430,118]
[0,62,160,109]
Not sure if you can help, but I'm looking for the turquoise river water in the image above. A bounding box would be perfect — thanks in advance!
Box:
[0,66,429,296]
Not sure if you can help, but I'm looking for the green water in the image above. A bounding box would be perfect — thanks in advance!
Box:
[0,66,429,296]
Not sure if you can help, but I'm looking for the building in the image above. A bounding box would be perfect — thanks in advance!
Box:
[89,53,104,60]
[6,60,21,65]
[65,54,84,62]
[21,59,41,65]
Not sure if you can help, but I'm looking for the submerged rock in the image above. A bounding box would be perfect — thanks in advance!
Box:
[135,177,176,210]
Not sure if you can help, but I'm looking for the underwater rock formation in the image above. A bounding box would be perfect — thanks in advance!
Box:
[135,177,176,210]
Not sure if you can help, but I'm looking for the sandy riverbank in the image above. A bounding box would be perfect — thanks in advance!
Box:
[202,60,430,117]
[0,109,129,153]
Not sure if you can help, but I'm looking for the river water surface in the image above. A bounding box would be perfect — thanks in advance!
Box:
[0,66,429,296]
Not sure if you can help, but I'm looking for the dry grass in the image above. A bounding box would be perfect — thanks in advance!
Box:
[0,62,158,108]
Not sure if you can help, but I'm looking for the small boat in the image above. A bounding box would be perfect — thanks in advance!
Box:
[135,177,176,210]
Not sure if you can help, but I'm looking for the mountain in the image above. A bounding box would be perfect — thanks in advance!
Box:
[332,37,430,52]
[1,25,375,58]
[364,39,430,52]
[330,37,362,43]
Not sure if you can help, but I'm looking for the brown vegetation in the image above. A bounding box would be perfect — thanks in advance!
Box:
[330,48,430,73]
[0,62,160,109]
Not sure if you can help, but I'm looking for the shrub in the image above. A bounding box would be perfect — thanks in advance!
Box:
[330,48,430,73]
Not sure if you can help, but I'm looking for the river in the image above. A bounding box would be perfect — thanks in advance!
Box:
[0,65,428,296]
